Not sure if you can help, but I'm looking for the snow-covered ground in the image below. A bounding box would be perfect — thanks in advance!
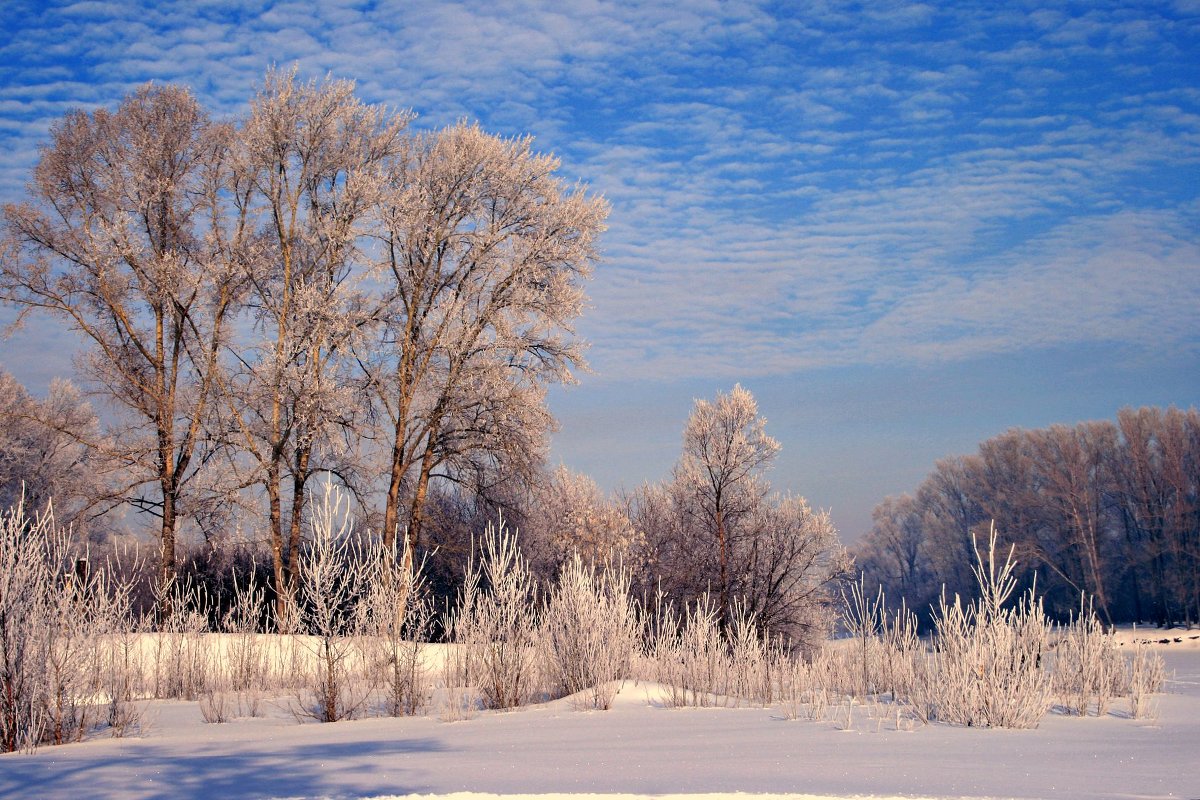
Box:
[3,634,1198,800]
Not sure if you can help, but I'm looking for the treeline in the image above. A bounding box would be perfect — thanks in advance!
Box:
[0,360,847,645]
[855,407,1200,627]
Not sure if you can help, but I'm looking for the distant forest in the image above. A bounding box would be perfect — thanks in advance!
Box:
[855,406,1200,628]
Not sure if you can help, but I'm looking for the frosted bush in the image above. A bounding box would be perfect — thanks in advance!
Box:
[449,518,540,709]
[437,644,480,722]
[222,570,267,693]
[1054,601,1121,716]
[0,497,140,751]
[841,575,886,698]
[360,537,432,717]
[912,525,1052,729]
[539,555,639,709]
[648,595,730,707]
[150,578,215,701]
[290,485,374,723]
[1126,641,1165,720]
[879,601,922,704]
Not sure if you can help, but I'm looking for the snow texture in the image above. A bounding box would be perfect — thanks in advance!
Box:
[1,640,1197,800]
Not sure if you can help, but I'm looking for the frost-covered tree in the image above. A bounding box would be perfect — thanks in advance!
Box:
[0,369,104,528]
[674,384,780,621]
[212,69,407,616]
[1,85,242,608]
[1,70,608,622]
[626,387,845,642]
[361,122,608,553]
[1112,406,1200,625]
[520,465,637,579]
[857,407,1200,626]
[853,494,931,612]
[737,493,848,648]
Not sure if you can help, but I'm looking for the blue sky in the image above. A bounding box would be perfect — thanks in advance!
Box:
[1,0,1197,540]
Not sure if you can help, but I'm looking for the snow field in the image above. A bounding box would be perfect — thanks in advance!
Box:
[1,646,1197,800]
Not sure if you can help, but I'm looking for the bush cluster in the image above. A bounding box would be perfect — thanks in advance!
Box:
[1,493,1169,754]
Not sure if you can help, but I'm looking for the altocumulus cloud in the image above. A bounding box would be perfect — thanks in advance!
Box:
[0,0,1197,385]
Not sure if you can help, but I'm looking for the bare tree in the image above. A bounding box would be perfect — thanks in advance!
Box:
[520,465,637,579]
[913,455,990,602]
[624,388,843,640]
[214,69,407,617]
[736,494,849,649]
[674,384,780,621]
[854,494,932,614]
[0,369,104,530]
[860,407,1200,626]
[1025,423,1118,623]
[361,122,608,554]
[1113,406,1200,625]
[1,85,242,610]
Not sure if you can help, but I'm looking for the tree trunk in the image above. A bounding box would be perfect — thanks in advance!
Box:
[287,443,312,596]
[267,465,288,625]
[716,506,729,625]
[383,416,410,551]
[407,443,438,556]
[159,489,177,622]
[382,346,418,551]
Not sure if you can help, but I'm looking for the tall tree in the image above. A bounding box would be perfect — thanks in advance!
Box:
[362,122,607,554]
[624,387,844,641]
[1,85,240,609]
[519,465,636,579]
[1025,422,1118,623]
[1114,406,1200,625]
[858,407,1200,626]
[215,69,407,616]
[855,494,931,610]
[737,493,848,648]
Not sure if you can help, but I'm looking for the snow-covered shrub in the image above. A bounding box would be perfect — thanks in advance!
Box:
[1126,641,1165,719]
[437,643,480,722]
[648,594,732,707]
[1053,601,1122,716]
[913,524,1052,729]
[539,555,639,709]
[98,575,147,738]
[198,689,231,724]
[149,578,215,701]
[221,570,267,692]
[193,571,271,725]
[879,600,922,705]
[41,554,111,746]
[644,593,794,708]
[0,497,139,751]
[448,517,539,709]
[360,537,432,717]
[1,498,58,751]
[290,485,374,723]
[841,575,885,697]
[779,658,809,720]
[726,599,789,707]
[834,579,924,715]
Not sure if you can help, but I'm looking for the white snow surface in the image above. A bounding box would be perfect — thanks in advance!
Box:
[2,636,1198,800]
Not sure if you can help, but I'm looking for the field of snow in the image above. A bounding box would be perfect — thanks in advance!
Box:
[2,634,1198,800]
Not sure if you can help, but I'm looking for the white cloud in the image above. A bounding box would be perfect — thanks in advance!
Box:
[0,0,1195,388]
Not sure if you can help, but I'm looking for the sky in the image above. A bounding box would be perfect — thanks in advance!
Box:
[0,0,1197,542]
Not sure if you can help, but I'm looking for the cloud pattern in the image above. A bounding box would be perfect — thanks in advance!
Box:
[1,0,1197,383]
